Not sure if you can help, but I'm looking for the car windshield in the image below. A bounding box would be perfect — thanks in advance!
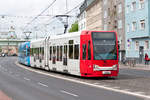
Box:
[92,32,117,60]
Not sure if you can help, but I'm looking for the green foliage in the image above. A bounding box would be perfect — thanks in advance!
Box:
[69,21,78,33]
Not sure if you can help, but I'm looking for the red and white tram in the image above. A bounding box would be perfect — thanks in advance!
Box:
[30,31,119,77]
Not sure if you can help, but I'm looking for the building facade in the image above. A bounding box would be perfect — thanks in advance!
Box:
[78,0,126,61]
[78,1,87,31]
[102,0,125,61]
[0,39,26,55]
[125,0,149,63]
[86,0,103,31]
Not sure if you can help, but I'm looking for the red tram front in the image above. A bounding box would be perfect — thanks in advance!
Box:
[80,31,119,77]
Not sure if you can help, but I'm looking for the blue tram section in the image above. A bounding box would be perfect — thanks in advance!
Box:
[18,42,30,66]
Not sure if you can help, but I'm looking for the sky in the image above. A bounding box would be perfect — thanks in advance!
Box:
[0,0,83,16]
[0,0,84,39]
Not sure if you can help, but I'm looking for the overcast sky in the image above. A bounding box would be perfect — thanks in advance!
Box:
[0,0,84,39]
[0,0,83,16]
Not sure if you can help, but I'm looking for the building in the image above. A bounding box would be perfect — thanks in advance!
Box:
[78,1,87,31]
[78,0,126,61]
[102,0,125,61]
[86,0,103,31]
[0,39,26,55]
[125,0,148,63]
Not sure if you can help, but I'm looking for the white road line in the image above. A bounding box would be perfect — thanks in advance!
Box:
[135,92,145,95]
[123,89,131,91]
[102,85,110,87]
[113,87,120,89]
[60,90,78,97]
[38,82,48,87]
[93,83,100,85]
[24,77,30,81]
[16,62,150,99]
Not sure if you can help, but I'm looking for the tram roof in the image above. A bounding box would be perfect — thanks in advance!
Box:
[48,31,81,40]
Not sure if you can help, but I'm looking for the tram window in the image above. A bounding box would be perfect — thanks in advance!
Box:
[53,46,56,54]
[57,46,59,61]
[50,46,52,60]
[88,41,91,60]
[36,48,39,59]
[64,45,67,54]
[60,46,62,61]
[69,45,73,59]
[52,46,56,64]
[69,40,74,44]
[27,47,30,56]
[74,45,79,59]
[41,47,44,55]
[30,48,33,56]
[82,44,86,60]
[63,45,67,65]
[41,47,44,59]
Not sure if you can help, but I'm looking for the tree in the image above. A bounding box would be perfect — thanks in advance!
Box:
[69,21,78,33]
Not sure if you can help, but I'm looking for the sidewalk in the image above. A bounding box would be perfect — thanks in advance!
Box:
[119,63,150,71]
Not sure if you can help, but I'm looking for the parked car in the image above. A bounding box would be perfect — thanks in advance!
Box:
[1,53,5,57]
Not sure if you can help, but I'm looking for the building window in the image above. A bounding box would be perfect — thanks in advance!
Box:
[104,11,107,18]
[135,41,139,50]
[126,5,130,14]
[145,41,149,50]
[118,20,122,29]
[131,2,136,11]
[127,40,131,50]
[132,22,137,31]
[118,4,122,13]
[127,24,130,32]
[139,0,144,9]
[140,20,145,30]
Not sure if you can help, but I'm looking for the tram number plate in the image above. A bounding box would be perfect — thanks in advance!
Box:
[102,71,111,75]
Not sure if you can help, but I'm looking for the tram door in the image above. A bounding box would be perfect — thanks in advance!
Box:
[80,33,93,76]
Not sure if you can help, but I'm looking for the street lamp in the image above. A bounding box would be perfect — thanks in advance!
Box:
[24,31,32,41]
[55,15,70,34]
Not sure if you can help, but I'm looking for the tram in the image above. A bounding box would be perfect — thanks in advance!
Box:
[18,42,30,66]
[29,31,119,77]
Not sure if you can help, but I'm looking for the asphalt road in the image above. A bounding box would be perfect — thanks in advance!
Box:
[0,57,148,100]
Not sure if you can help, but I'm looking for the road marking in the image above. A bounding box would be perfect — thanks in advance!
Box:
[93,83,100,85]
[113,87,120,89]
[135,92,145,95]
[38,82,48,87]
[60,90,78,97]
[16,62,150,99]
[102,85,110,87]
[24,77,30,81]
[123,89,131,91]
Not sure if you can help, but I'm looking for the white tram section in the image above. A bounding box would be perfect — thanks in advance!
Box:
[30,39,45,69]
[30,32,81,76]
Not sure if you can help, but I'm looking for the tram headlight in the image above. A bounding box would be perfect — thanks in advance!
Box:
[112,65,118,70]
[93,65,99,69]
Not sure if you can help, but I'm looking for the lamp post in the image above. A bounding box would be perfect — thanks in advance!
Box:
[24,31,31,41]
[55,15,70,34]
